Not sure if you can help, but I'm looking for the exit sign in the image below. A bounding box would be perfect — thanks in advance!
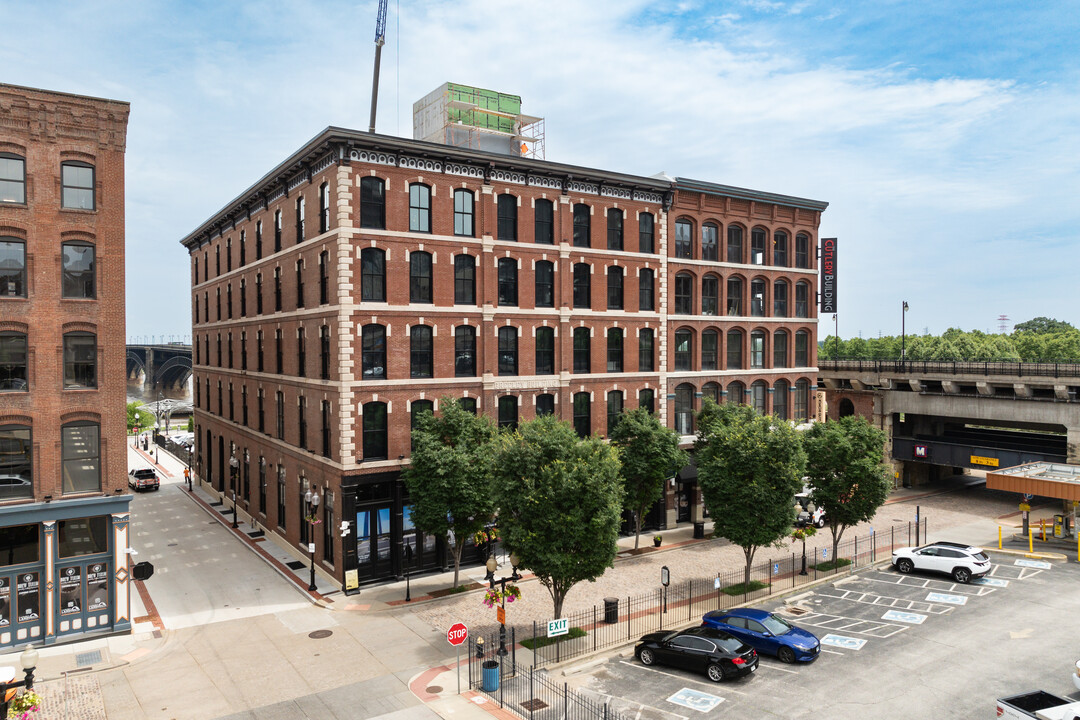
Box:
[547,618,569,638]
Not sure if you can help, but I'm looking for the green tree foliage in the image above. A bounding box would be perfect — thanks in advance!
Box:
[802,415,890,563]
[610,407,688,550]
[695,401,806,588]
[126,402,154,433]
[492,415,623,619]
[402,397,497,589]
[1013,317,1076,334]
[820,321,1080,362]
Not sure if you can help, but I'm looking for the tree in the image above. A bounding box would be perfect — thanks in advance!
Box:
[127,402,154,434]
[610,407,688,550]
[402,397,497,589]
[695,401,806,589]
[802,415,890,564]
[1014,317,1076,335]
[492,415,623,619]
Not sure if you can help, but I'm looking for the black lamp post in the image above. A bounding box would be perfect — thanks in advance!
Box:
[485,549,521,657]
[305,488,321,592]
[229,451,239,529]
[901,301,909,371]
[0,646,38,718]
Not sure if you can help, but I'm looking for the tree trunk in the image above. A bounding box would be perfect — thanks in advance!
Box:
[634,506,644,550]
[452,541,463,589]
[830,524,843,568]
[552,581,566,620]
[743,546,756,589]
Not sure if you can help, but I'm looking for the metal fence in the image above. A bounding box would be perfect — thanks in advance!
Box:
[820,358,1080,379]
[526,518,928,668]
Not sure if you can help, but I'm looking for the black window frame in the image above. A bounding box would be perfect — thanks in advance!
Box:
[362,401,388,460]
[726,330,744,369]
[61,242,96,299]
[498,327,518,376]
[409,183,431,233]
[674,273,693,315]
[674,384,694,435]
[498,258,518,307]
[454,255,476,305]
[362,324,387,380]
[573,392,590,438]
[606,390,624,435]
[63,332,97,389]
[534,199,554,244]
[360,177,386,230]
[61,162,95,210]
[774,231,788,266]
[774,330,789,368]
[675,219,693,259]
[701,329,718,371]
[702,275,719,316]
[702,223,719,261]
[536,393,555,416]
[410,325,434,379]
[638,212,654,253]
[319,182,330,233]
[750,278,766,317]
[0,154,26,205]
[573,327,591,374]
[774,280,788,317]
[796,233,810,268]
[535,326,555,375]
[497,194,518,241]
[2,332,29,391]
[573,263,591,309]
[674,329,692,371]
[606,266,623,310]
[751,227,767,264]
[726,277,743,316]
[572,204,591,248]
[727,225,744,263]
[606,328,623,372]
[295,195,305,244]
[606,208,623,251]
[0,238,26,298]
[361,248,386,302]
[319,250,329,305]
[498,396,518,430]
[639,388,654,414]
[638,328,654,372]
[795,331,810,367]
[534,260,554,308]
[60,421,100,494]
[455,326,476,377]
[454,189,474,237]
[409,251,433,304]
[639,268,654,311]
[751,330,766,369]
[795,282,810,318]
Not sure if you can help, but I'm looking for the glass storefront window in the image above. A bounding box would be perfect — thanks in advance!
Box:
[0,524,38,567]
[58,516,108,558]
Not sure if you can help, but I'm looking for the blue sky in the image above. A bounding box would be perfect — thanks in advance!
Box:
[2,0,1077,342]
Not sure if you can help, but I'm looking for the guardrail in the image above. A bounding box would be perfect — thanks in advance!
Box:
[819,359,1080,379]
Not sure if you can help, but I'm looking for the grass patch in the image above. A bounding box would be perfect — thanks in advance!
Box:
[520,626,588,650]
[811,558,852,572]
[721,580,769,596]
[429,582,482,598]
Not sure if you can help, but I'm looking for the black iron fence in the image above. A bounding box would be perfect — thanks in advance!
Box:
[820,359,1080,379]
[526,518,928,668]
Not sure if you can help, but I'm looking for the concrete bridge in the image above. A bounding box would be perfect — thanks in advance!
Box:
[126,343,192,392]
[818,359,1080,486]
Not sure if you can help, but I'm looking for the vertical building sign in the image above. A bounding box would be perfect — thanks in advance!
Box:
[820,237,837,313]
[60,567,83,616]
[16,572,39,623]
[0,577,9,627]
[87,564,108,611]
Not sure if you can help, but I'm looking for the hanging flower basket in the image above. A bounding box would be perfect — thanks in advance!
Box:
[473,526,498,546]
[8,690,42,720]
[481,583,522,608]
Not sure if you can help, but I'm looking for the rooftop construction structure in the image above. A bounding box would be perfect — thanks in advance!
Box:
[413,82,545,158]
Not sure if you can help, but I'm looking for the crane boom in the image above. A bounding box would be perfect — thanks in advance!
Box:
[368,0,389,134]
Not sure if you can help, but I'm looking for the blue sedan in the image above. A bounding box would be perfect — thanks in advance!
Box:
[701,608,820,663]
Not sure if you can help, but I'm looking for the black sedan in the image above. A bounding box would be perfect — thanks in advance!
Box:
[635,626,758,682]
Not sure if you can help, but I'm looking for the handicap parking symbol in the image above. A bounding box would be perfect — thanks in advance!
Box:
[1014,559,1051,569]
[926,592,967,605]
[667,688,725,713]
[881,609,927,624]
[773,563,780,575]
[822,548,829,559]
[820,634,867,650]
[972,577,1009,587]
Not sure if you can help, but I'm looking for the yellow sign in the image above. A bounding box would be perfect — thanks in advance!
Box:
[345,569,359,591]
[1019,502,1031,512]
[497,606,506,625]
[970,455,999,468]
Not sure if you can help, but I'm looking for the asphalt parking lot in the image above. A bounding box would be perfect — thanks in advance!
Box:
[570,552,1080,720]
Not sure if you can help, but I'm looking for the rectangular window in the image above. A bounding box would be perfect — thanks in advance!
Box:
[0,333,28,392]
[638,213,654,253]
[361,178,386,229]
[57,516,107,557]
[795,332,809,366]
[258,390,265,433]
[61,243,95,299]
[63,333,97,389]
[607,392,623,435]
[498,328,517,376]
[297,329,306,378]
[61,163,95,210]
[638,329,654,372]
[0,239,26,297]
[410,252,432,303]
[701,332,718,371]
[498,260,518,306]
[535,327,555,375]
[675,221,692,259]
[534,199,554,244]
[573,329,590,374]
[320,326,330,380]
[319,252,329,305]
[296,261,305,308]
[255,220,263,260]
[239,229,246,266]
[298,397,307,450]
[0,524,38,566]
[639,388,655,414]
[274,210,282,252]
[323,492,334,564]
[0,426,31,499]
[455,327,476,377]
[454,190,474,236]
[454,255,475,305]
[275,329,283,373]
[409,184,431,232]
[277,467,286,529]
[319,183,330,233]
[276,391,285,440]
[638,269,654,311]
[573,204,590,247]
[534,261,554,307]
[751,333,765,368]
[607,268,623,310]
[774,332,788,368]
[321,401,332,458]
[607,209,623,251]
[61,423,101,494]
[497,195,517,241]
[0,155,26,204]
[257,330,264,372]
[606,330,623,372]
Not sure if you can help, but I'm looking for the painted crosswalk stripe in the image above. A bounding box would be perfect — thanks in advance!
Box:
[820,634,867,650]
[881,609,928,624]
[926,592,967,605]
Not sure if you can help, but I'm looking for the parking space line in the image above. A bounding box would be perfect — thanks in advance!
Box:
[794,612,907,637]
[617,661,748,695]
[821,648,844,655]
[988,565,1043,581]
[756,662,799,675]
[861,573,995,596]
[817,588,955,614]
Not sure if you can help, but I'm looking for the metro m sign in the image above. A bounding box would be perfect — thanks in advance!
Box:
[447,622,468,646]
[820,237,837,313]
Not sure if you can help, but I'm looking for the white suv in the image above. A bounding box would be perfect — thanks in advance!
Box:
[891,541,991,583]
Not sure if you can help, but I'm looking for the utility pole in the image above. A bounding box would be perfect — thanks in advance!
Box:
[368,0,389,134]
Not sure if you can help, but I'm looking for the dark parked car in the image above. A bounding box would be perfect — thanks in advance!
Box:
[701,608,820,663]
[635,626,758,682]
[128,468,160,491]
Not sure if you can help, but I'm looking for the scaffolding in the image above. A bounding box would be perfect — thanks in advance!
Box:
[412,82,545,159]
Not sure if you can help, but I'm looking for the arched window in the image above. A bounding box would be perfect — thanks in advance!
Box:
[702,382,720,405]
[361,324,386,379]
[535,260,554,307]
[63,332,97,388]
[702,223,719,261]
[773,330,789,368]
[361,248,385,302]
[727,381,745,405]
[411,399,435,449]
[573,263,591,308]
[794,379,810,421]
[674,384,695,435]
[639,328,654,371]
[536,393,555,416]
[674,272,694,314]
[536,327,555,375]
[607,328,623,372]
[796,233,811,268]
[362,402,388,459]
[727,225,744,263]
[607,266,623,310]
[607,209,624,250]
[498,194,518,241]
[360,177,385,229]
[320,325,330,380]
[455,255,476,304]
[61,162,95,210]
[573,327,591,373]
[534,199,554,244]
[750,331,766,369]
[773,380,789,420]
[774,231,788,266]
[498,396,519,429]
[410,326,433,378]
[454,189,474,237]
[639,388,655,414]
[0,333,27,392]
[62,421,100,493]
[702,274,719,316]
[773,280,789,317]
[751,227,767,264]
[0,153,26,204]
[639,268,654,311]
[750,381,767,414]
[795,281,810,318]
[795,330,810,367]
[319,182,330,233]
[498,327,518,376]
[409,183,432,233]
[319,250,329,305]
[240,278,247,316]
[573,392,591,438]
[274,209,282,252]
[607,391,624,435]
[498,258,518,306]
[675,219,693,259]
[455,326,476,377]
[573,204,591,247]
[62,242,95,298]
[750,278,766,316]
[701,329,719,371]
[254,276,262,314]
[227,282,234,317]
[726,329,743,369]
[639,212,655,253]
[0,237,26,297]
[726,277,743,316]
[295,261,304,308]
[459,397,478,415]
[674,329,693,371]
[839,399,856,418]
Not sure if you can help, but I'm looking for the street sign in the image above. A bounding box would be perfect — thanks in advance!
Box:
[773,563,779,575]
[821,548,828,559]
[661,566,670,587]
[447,622,468,646]
[497,606,505,625]
[713,577,721,589]
[547,618,569,638]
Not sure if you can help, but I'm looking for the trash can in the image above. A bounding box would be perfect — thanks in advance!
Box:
[1054,514,1065,539]
[603,597,619,624]
[693,522,705,539]
[481,660,499,692]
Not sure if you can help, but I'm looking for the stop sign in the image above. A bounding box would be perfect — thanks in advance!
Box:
[447,622,468,646]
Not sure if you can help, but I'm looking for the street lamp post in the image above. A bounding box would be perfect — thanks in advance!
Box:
[229,451,239,529]
[304,489,321,592]
[901,301,909,371]
[0,646,38,718]
[485,550,521,657]
[403,543,413,602]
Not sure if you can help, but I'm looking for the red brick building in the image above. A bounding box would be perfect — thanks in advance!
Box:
[181,129,826,589]
[0,83,133,647]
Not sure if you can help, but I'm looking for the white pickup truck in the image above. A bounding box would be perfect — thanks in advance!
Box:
[997,691,1080,719]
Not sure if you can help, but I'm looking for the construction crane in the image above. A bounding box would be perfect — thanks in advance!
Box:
[368,0,389,134]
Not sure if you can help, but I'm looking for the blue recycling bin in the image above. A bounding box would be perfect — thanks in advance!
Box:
[482,660,499,692]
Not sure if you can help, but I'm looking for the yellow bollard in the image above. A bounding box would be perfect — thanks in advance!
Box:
[1029,527,1034,553]
[998,525,1002,550]
[1041,518,1046,542]
[1077,533,1079,563]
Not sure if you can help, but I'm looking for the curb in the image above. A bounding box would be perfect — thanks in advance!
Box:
[984,547,1068,561]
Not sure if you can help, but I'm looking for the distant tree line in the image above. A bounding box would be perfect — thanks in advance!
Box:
[819,317,1080,362]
